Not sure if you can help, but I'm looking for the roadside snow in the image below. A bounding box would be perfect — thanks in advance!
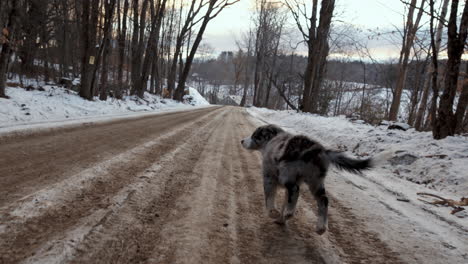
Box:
[247,107,468,263]
[247,107,468,196]
[185,87,210,106]
[0,84,210,129]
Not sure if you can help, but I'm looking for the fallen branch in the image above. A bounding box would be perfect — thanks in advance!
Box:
[418,198,437,205]
[423,154,448,159]
[417,192,467,214]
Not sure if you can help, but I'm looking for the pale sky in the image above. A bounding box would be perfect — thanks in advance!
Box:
[202,0,416,60]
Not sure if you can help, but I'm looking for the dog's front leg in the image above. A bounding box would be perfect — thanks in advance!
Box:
[263,174,280,219]
[313,186,328,235]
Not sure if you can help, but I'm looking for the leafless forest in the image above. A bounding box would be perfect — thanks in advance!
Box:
[0,0,467,139]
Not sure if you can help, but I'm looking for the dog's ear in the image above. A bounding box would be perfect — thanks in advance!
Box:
[262,125,283,141]
[264,125,281,139]
[252,125,281,141]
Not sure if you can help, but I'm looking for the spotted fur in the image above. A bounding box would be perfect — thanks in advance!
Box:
[241,124,374,234]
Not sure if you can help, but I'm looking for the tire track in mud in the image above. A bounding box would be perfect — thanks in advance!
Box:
[326,198,404,264]
[297,187,404,263]
[0,108,223,264]
[0,107,219,207]
[148,107,235,263]
[62,109,230,264]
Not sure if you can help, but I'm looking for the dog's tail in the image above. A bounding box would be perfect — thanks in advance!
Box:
[324,150,373,174]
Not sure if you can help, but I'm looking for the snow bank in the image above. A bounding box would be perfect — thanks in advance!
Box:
[0,84,210,128]
[185,87,210,106]
[247,107,468,196]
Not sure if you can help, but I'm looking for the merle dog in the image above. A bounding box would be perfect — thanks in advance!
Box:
[241,124,376,235]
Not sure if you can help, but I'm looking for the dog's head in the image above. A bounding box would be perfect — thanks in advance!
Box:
[241,125,283,150]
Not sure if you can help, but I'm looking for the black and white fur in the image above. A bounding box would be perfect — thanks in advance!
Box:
[241,124,375,235]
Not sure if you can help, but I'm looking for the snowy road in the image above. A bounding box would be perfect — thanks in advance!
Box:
[0,106,458,263]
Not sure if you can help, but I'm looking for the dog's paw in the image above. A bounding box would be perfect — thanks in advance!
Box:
[283,209,295,220]
[274,218,286,225]
[268,209,281,219]
[315,226,327,235]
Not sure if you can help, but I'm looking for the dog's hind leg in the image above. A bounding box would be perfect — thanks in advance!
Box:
[312,185,329,235]
[263,174,280,219]
[276,182,300,224]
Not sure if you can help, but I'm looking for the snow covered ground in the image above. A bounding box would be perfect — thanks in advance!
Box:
[0,83,210,130]
[186,87,210,106]
[247,107,468,263]
[248,107,467,195]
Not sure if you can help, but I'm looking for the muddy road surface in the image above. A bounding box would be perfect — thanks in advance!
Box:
[0,107,403,263]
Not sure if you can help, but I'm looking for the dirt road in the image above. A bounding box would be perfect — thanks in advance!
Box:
[0,106,402,264]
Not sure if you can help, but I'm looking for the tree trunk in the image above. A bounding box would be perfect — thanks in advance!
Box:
[163,0,177,95]
[272,78,297,111]
[116,0,129,99]
[264,24,282,108]
[414,0,449,130]
[408,58,428,125]
[135,0,167,98]
[98,0,116,101]
[89,0,100,97]
[240,34,252,107]
[174,2,218,101]
[130,0,141,95]
[360,62,367,117]
[454,63,468,133]
[99,36,111,101]
[433,0,468,139]
[302,0,334,113]
[60,0,70,78]
[309,36,330,114]
[252,1,266,107]
[462,107,468,132]
[150,60,157,94]
[166,39,181,97]
[388,0,425,121]
[94,0,116,101]
[0,1,20,99]
[79,0,93,100]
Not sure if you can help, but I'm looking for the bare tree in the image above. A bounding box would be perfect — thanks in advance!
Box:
[455,62,468,133]
[0,0,21,98]
[116,0,130,99]
[414,0,449,131]
[270,53,301,111]
[252,0,267,107]
[238,29,254,107]
[285,0,335,113]
[166,0,205,97]
[173,0,240,101]
[407,40,430,126]
[79,0,100,100]
[129,0,149,95]
[432,0,468,139]
[250,1,286,108]
[134,0,168,98]
[232,49,244,93]
[98,0,117,101]
[388,0,426,121]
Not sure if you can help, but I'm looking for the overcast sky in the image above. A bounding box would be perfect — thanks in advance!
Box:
[202,0,413,60]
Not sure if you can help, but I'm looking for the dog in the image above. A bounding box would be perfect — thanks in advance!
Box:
[241,124,377,235]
